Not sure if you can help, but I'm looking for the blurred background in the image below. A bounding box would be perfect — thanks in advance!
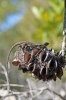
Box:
[0,0,66,100]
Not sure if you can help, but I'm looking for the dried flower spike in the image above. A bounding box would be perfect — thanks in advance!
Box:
[11,41,65,81]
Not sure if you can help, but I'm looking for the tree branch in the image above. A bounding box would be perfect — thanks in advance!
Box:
[62,0,66,66]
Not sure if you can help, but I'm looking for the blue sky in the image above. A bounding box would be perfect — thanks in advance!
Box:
[0,0,26,34]
[0,10,25,34]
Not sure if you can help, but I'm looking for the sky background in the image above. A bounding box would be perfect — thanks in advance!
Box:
[0,0,26,33]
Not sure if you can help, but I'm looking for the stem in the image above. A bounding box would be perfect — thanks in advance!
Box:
[62,0,66,64]
[0,63,10,93]
[63,0,66,30]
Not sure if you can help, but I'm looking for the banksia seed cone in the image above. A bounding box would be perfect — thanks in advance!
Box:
[12,42,65,81]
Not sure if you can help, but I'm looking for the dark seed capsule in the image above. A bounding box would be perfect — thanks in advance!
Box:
[24,53,31,63]
[57,67,63,79]
[33,48,39,55]
[12,59,20,66]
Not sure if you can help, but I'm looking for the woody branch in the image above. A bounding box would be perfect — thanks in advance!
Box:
[62,0,66,65]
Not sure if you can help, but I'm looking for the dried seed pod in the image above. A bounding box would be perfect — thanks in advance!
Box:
[12,58,20,66]
[40,67,47,81]
[12,50,24,66]
[27,63,34,71]
[32,64,42,80]
[33,48,39,55]
[56,67,63,79]
[19,63,28,73]
[24,53,31,63]
[40,51,46,62]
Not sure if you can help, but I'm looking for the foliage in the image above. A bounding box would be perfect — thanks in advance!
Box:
[0,0,17,21]
[31,0,64,50]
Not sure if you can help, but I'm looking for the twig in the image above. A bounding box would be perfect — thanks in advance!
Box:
[30,87,65,100]
[0,84,25,88]
[4,87,64,100]
[46,88,65,100]
[31,88,44,99]
[0,63,10,92]
[27,79,33,97]
[0,85,64,100]
[62,0,66,65]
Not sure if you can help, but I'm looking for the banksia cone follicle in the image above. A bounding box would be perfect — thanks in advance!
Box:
[12,41,65,81]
